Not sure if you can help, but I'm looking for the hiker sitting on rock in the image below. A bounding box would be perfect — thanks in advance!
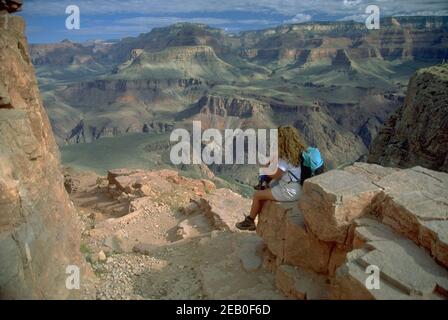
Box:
[236,125,324,231]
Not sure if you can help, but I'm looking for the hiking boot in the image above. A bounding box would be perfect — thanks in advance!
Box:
[236,216,256,231]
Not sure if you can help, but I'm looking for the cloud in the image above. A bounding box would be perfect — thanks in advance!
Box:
[339,13,368,22]
[394,10,448,17]
[284,13,312,24]
[22,0,448,42]
[22,0,448,17]
[343,0,363,8]
[116,16,276,27]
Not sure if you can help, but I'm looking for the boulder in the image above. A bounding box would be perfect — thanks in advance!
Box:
[97,250,107,262]
[198,188,251,232]
[283,206,333,274]
[135,184,152,197]
[107,168,142,191]
[299,169,381,243]
[257,201,347,275]
[256,201,291,257]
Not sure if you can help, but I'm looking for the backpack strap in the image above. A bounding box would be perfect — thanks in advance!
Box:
[287,170,300,183]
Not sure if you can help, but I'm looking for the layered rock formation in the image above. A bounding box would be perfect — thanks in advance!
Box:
[51,77,200,144]
[29,17,446,182]
[30,39,101,66]
[240,17,448,63]
[0,13,88,298]
[369,64,448,172]
[257,162,448,299]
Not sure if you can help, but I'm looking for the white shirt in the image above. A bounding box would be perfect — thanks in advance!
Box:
[278,159,301,183]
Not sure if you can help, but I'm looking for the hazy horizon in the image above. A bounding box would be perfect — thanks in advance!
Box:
[18,0,448,44]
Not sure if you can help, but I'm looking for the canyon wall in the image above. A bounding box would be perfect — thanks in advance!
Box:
[0,12,88,298]
[368,64,448,172]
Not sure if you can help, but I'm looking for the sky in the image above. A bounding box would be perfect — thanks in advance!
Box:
[18,0,448,43]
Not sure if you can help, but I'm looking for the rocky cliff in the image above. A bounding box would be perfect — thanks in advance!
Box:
[0,12,89,298]
[239,17,448,64]
[368,64,448,172]
[257,162,448,299]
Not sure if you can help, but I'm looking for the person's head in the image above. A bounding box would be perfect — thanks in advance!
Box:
[277,125,307,166]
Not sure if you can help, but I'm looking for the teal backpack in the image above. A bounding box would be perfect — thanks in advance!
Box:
[302,147,324,173]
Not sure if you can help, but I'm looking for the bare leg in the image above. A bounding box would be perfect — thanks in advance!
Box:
[249,189,276,220]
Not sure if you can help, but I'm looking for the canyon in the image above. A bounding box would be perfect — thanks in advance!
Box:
[0,4,447,300]
[30,17,448,185]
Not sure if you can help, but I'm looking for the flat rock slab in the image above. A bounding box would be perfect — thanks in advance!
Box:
[332,254,416,300]
[108,169,215,198]
[236,234,264,272]
[200,188,251,232]
[374,166,448,268]
[198,232,284,300]
[344,162,399,182]
[177,214,213,239]
[333,217,448,299]
[300,169,381,243]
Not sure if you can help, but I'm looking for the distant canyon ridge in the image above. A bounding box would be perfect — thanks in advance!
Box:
[30,16,448,175]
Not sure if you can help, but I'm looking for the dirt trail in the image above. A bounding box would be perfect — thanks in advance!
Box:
[68,168,286,300]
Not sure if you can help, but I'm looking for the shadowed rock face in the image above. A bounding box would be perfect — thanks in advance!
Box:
[0,0,22,13]
[368,64,448,172]
[0,14,88,298]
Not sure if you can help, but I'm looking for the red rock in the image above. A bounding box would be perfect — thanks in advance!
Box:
[283,208,333,274]
[299,169,381,244]
[0,14,90,298]
[256,201,290,258]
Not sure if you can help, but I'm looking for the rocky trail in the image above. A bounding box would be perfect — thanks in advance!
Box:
[68,168,285,300]
[66,162,448,300]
